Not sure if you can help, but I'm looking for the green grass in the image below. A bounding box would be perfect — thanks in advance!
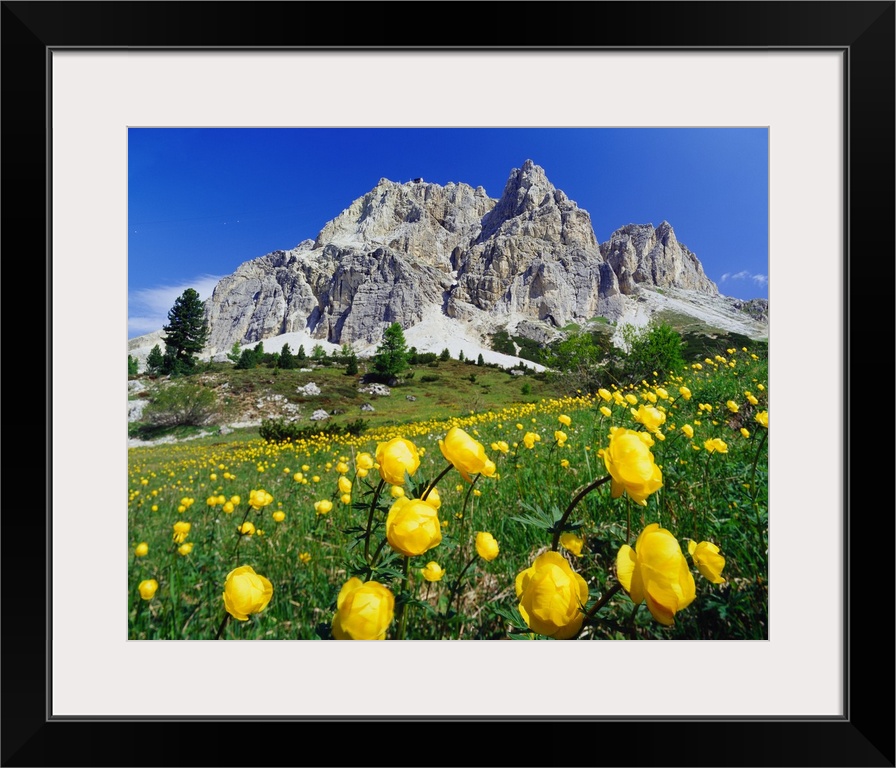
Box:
[129,347,769,641]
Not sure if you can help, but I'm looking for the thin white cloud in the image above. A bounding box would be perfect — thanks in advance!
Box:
[719,270,768,287]
[128,274,222,338]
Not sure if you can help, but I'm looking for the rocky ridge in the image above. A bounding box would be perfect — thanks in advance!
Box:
[130,160,767,362]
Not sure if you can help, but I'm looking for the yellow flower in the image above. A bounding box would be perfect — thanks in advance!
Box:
[390,485,405,498]
[704,438,729,454]
[755,410,769,428]
[515,551,588,639]
[475,531,500,562]
[340,494,352,505]
[248,489,274,510]
[420,561,445,582]
[603,427,663,506]
[138,579,158,601]
[726,400,739,413]
[740,427,750,439]
[678,386,692,400]
[491,440,509,454]
[655,388,669,400]
[335,461,350,474]
[560,459,570,468]
[272,510,286,522]
[222,565,273,621]
[616,523,696,626]
[681,424,694,439]
[438,426,494,483]
[331,578,395,640]
[522,431,540,449]
[385,498,442,557]
[337,475,353,495]
[421,487,441,509]
[559,532,585,557]
[376,437,421,485]
[687,540,727,584]
[554,430,568,447]
[298,551,312,564]
[631,404,666,434]
[747,394,759,406]
[134,542,149,557]
[177,542,194,556]
[558,414,572,427]
[599,405,612,418]
[625,393,639,405]
[239,521,256,536]
[598,388,612,402]
[356,452,375,471]
[172,521,191,544]
[314,499,333,516]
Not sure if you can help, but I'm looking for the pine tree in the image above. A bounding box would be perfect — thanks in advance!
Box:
[145,344,165,376]
[345,352,359,376]
[279,343,297,370]
[477,353,485,366]
[439,348,451,362]
[372,323,409,381]
[161,288,209,373]
[227,341,242,364]
[128,355,138,376]
[297,344,307,362]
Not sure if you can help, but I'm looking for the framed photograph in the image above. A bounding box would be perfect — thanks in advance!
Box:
[8,2,893,766]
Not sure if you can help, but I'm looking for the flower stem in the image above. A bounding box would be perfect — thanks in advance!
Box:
[363,478,386,563]
[395,556,411,640]
[550,475,611,551]
[214,612,230,640]
[574,582,624,638]
[749,429,768,552]
[443,556,477,627]
[459,474,481,534]
[422,463,453,501]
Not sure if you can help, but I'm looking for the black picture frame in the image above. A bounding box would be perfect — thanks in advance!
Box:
[5,2,893,766]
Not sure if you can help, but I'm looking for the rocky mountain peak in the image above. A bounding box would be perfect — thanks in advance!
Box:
[186,161,761,358]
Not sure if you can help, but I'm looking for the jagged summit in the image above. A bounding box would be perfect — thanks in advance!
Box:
[157,160,760,358]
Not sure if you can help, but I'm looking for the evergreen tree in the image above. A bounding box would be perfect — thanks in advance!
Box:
[297,344,307,362]
[345,352,359,376]
[279,343,297,369]
[128,355,138,376]
[311,344,326,361]
[439,348,451,362]
[161,288,209,373]
[477,353,485,366]
[235,348,257,370]
[372,322,410,381]
[145,344,165,376]
[227,341,243,364]
[458,350,465,362]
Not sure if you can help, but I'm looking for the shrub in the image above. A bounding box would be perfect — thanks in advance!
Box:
[142,381,219,427]
[420,374,440,383]
[259,417,369,443]
[128,355,138,376]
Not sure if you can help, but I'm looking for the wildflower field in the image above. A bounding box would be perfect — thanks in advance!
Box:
[128,346,768,640]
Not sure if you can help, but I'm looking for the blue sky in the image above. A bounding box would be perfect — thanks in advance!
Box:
[128,128,768,338]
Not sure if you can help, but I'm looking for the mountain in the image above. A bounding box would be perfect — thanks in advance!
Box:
[131,160,768,362]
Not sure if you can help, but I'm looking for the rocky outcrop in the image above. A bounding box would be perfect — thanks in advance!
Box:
[200,160,747,356]
[601,222,718,295]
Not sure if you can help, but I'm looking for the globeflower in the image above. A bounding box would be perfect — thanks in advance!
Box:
[331,578,395,640]
[515,551,589,640]
[475,531,499,562]
[272,510,286,522]
[172,521,191,544]
[554,430,568,447]
[599,406,612,418]
[376,437,420,485]
[314,499,333,516]
[134,542,149,557]
[631,404,666,434]
[222,565,273,621]
[385,498,442,557]
[177,542,194,556]
[681,424,695,439]
[138,579,158,601]
[522,431,541,450]
[239,521,256,536]
[248,489,274,510]
[439,426,495,483]
[679,386,692,400]
[559,532,585,557]
[616,523,696,626]
[598,388,612,402]
[603,427,663,505]
[726,400,739,413]
[755,410,769,428]
[687,540,727,584]
[704,438,729,454]
[337,475,353,495]
[421,561,445,582]
[558,414,572,427]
